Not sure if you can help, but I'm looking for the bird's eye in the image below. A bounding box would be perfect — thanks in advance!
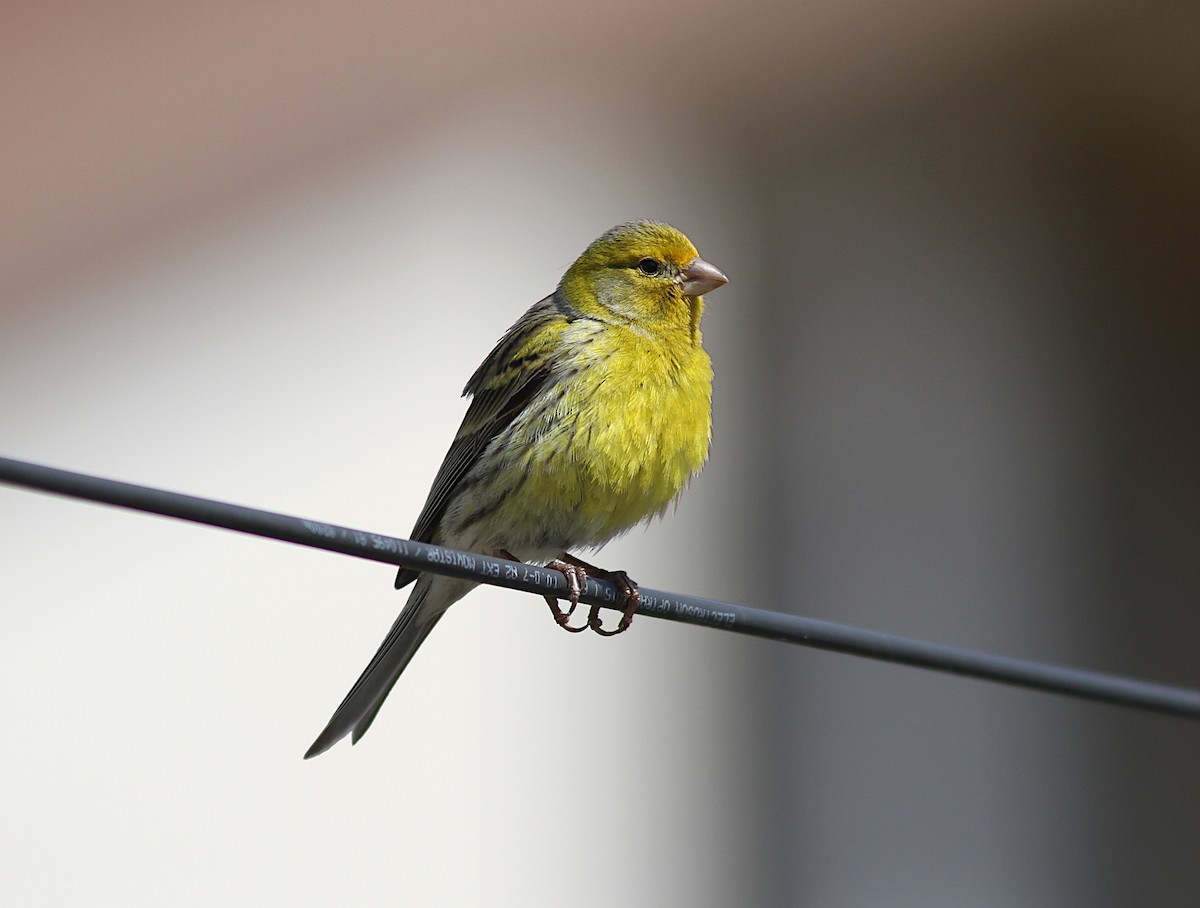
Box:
[637,258,662,276]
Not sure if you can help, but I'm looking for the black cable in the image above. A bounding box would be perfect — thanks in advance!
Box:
[3,454,1199,719]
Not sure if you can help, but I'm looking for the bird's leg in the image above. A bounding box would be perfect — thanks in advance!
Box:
[496,549,589,633]
[560,552,640,637]
[543,557,591,633]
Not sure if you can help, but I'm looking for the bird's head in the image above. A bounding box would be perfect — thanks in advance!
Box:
[559,221,728,341]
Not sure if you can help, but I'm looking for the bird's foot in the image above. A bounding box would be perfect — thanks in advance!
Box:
[544,558,591,633]
[496,549,590,632]
[560,553,640,637]
[495,550,639,635]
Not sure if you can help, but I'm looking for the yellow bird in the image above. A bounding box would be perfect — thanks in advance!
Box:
[305,221,727,758]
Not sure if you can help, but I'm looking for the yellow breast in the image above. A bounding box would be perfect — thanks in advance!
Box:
[510,319,713,547]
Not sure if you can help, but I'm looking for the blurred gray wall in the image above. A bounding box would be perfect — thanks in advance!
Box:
[2,3,1197,906]
[749,18,1200,902]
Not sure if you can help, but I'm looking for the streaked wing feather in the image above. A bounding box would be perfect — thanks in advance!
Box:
[395,294,567,589]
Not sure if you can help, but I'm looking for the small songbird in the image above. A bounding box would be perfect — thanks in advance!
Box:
[305,220,727,758]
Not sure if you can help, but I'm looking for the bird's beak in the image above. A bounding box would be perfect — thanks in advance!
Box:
[678,257,729,297]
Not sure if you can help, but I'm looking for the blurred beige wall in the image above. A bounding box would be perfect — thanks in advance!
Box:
[2,3,1198,906]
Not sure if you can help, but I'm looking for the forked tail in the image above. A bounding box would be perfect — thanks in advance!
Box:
[304,575,463,758]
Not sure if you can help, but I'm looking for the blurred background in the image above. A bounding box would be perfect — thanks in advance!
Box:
[2,1,1198,905]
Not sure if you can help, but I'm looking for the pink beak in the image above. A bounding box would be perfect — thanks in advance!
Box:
[678,257,729,297]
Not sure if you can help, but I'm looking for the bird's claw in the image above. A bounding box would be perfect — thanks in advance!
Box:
[545,559,590,633]
[560,555,639,637]
[587,570,639,636]
[498,550,640,637]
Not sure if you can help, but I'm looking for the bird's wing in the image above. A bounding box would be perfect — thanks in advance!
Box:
[395,293,569,588]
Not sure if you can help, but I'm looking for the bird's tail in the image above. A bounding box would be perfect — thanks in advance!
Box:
[304,574,471,759]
